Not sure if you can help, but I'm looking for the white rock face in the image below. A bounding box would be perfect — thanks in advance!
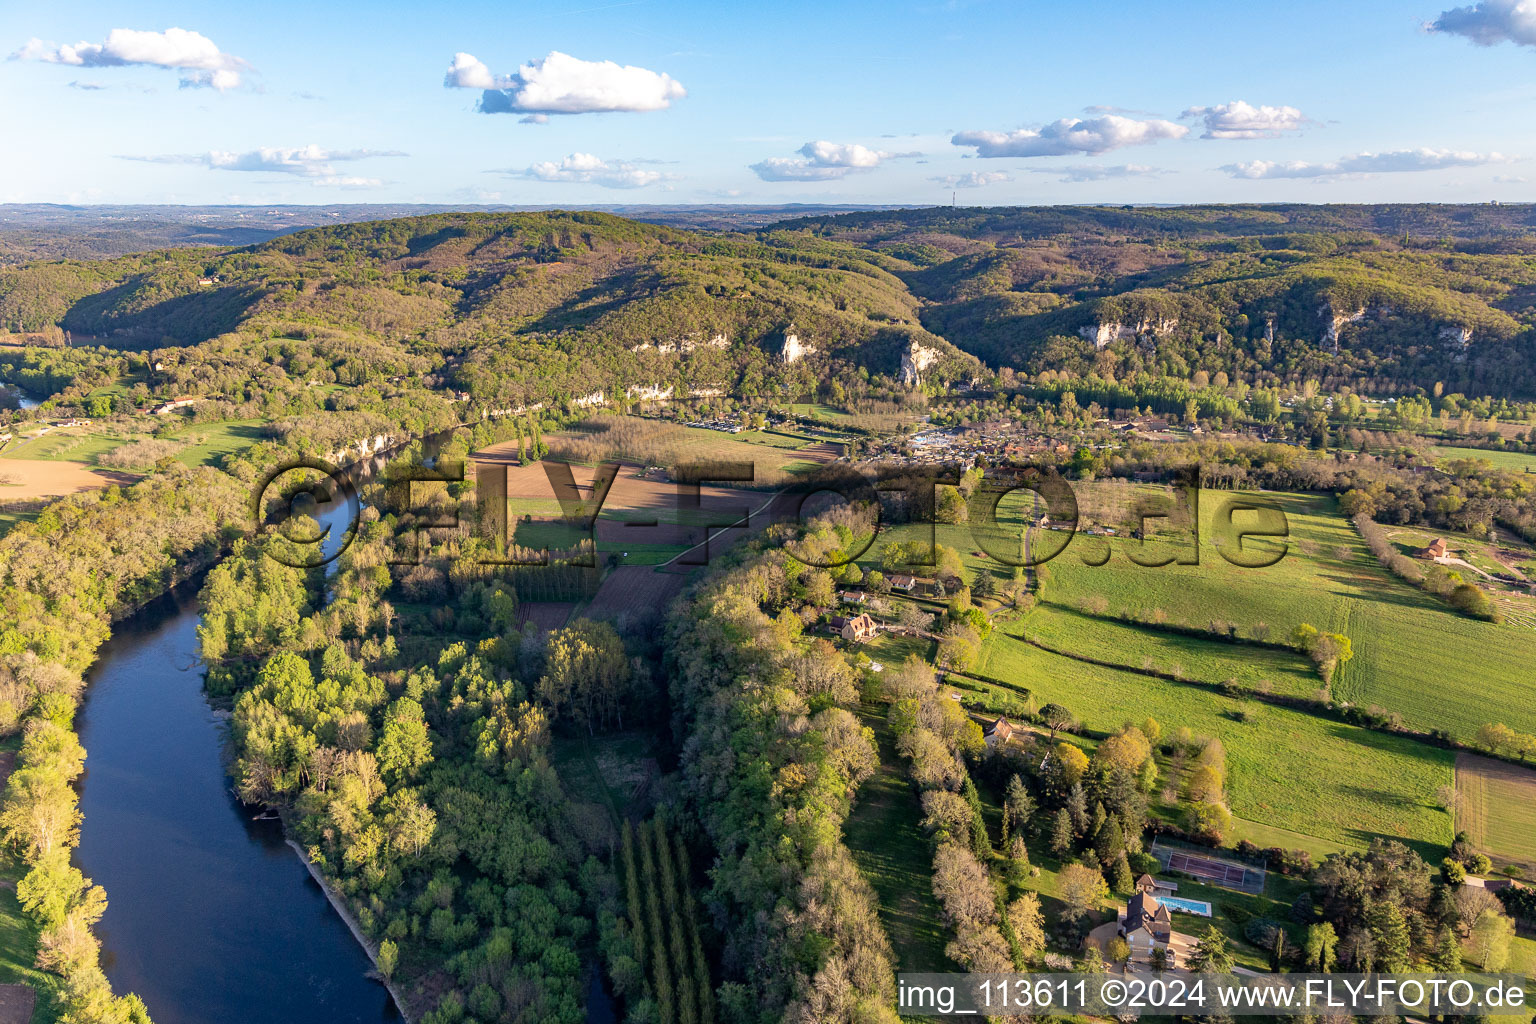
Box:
[900,340,942,386]
[1078,323,1126,349]
[325,433,396,465]
[1321,306,1367,352]
[1077,317,1178,350]
[573,390,606,408]
[1440,325,1474,363]
[781,329,816,364]
[631,333,730,355]
[625,383,674,401]
[1439,325,1473,349]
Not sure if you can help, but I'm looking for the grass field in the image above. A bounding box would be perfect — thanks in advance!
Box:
[1023,605,1321,700]
[787,403,856,422]
[166,419,267,467]
[551,731,655,830]
[977,631,1454,855]
[1034,488,1536,743]
[1454,752,1536,874]
[511,520,688,566]
[1227,818,1354,861]
[843,705,955,974]
[2,418,267,471]
[3,428,129,464]
[542,423,840,483]
[1433,445,1536,473]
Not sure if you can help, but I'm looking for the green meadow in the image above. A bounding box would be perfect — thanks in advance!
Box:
[4,427,130,464]
[166,419,268,467]
[1023,604,1321,700]
[976,631,1454,856]
[843,706,955,974]
[1433,445,1536,473]
[1036,489,1536,742]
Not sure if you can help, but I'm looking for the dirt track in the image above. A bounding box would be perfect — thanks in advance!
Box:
[0,458,139,499]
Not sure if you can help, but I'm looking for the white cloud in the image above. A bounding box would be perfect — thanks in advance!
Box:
[443,52,499,90]
[443,50,684,115]
[521,153,670,189]
[951,115,1188,157]
[13,28,248,90]
[119,145,404,187]
[750,141,904,181]
[1182,100,1309,139]
[931,171,1012,188]
[1222,148,1509,179]
[1428,0,1536,46]
[1034,164,1167,183]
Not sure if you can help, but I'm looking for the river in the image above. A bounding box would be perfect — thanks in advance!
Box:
[71,458,619,1024]
[0,383,39,411]
[74,500,401,1024]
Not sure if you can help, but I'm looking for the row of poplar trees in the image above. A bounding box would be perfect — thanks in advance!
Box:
[621,818,715,1024]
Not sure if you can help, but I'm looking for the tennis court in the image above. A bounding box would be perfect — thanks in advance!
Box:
[1150,838,1267,894]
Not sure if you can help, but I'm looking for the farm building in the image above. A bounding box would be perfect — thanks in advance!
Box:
[984,716,1014,748]
[1419,537,1449,560]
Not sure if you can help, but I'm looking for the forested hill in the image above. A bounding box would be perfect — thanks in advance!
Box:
[5,204,1536,402]
[0,210,981,409]
[774,204,1536,396]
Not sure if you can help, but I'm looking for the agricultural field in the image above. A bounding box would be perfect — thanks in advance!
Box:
[1433,445,1536,473]
[1454,752,1536,875]
[976,631,1455,856]
[0,417,268,472]
[532,421,843,485]
[485,452,791,570]
[1036,488,1536,743]
[582,565,690,625]
[0,458,137,499]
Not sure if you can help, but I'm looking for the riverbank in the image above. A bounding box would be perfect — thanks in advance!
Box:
[286,840,414,1022]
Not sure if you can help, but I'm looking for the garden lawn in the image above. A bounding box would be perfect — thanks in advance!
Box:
[977,631,1454,857]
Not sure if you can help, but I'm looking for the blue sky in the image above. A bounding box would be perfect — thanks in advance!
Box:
[2,0,1533,205]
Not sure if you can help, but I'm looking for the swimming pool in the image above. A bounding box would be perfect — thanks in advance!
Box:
[1159,896,1213,916]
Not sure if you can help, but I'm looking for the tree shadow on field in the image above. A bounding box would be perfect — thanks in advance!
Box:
[1325,722,1453,766]
[1315,572,1445,611]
